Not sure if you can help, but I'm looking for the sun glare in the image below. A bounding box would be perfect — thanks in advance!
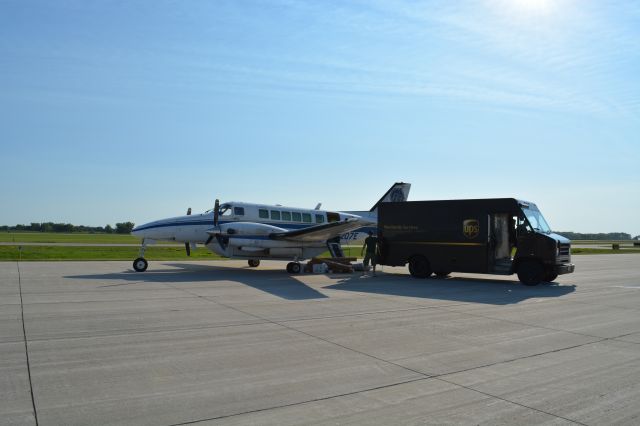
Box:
[494,0,558,18]
[513,0,553,13]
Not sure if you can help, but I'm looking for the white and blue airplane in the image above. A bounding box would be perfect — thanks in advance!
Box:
[131,182,410,273]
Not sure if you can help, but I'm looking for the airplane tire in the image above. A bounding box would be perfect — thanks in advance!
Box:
[133,257,148,272]
[287,262,301,274]
[248,259,260,267]
[408,256,431,278]
[517,260,544,286]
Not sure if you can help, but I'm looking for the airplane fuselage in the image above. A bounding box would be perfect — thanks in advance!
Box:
[132,201,375,260]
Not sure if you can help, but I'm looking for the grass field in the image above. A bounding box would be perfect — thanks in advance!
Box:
[0,245,218,261]
[570,240,639,245]
[0,245,363,261]
[0,232,140,244]
[1,244,637,261]
[1,232,638,260]
[571,248,640,255]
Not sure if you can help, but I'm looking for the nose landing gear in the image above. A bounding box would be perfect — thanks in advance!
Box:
[133,239,149,272]
[133,257,148,272]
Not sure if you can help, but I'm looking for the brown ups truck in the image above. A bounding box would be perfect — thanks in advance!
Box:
[378,198,575,285]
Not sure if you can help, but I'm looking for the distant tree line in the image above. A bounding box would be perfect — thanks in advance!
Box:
[556,232,637,240]
[0,222,135,234]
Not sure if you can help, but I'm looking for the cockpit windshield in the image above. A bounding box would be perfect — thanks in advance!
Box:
[204,204,232,216]
[521,206,552,234]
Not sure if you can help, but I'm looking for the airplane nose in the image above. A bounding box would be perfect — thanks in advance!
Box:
[131,224,149,238]
[130,219,171,240]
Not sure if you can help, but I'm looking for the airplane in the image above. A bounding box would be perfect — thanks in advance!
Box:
[130,182,411,273]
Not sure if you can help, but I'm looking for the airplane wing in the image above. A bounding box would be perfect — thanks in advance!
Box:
[269,218,370,242]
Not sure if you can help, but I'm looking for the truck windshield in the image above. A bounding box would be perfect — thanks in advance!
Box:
[522,207,552,233]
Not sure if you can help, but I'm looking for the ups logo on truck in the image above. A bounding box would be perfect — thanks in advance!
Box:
[463,219,480,239]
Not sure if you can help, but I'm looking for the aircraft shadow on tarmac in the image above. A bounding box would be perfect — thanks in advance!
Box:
[67,264,575,305]
[324,273,576,305]
[66,263,328,301]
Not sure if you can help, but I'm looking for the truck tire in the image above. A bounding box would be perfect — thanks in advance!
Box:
[434,271,451,278]
[517,260,544,286]
[544,272,558,282]
[409,256,432,278]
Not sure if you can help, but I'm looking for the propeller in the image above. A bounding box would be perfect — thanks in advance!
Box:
[205,199,221,246]
[185,207,192,256]
[213,199,219,227]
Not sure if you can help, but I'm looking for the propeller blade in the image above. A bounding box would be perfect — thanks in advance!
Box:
[206,200,222,247]
[186,207,192,215]
[216,234,228,250]
[205,232,227,249]
[185,242,191,256]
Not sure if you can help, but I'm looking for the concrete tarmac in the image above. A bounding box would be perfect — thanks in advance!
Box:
[1,255,639,425]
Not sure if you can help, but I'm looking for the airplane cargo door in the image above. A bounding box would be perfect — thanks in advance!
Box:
[327,212,340,222]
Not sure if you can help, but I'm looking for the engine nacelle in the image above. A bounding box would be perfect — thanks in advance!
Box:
[215,222,289,249]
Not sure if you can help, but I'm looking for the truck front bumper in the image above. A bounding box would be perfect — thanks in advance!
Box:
[555,263,575,275]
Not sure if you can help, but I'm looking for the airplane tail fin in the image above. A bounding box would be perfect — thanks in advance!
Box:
[369,182,411,212]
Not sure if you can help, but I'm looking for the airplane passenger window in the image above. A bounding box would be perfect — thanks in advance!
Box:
[302,213,312,223]
[282,211,291,221]
[292,212,302,222]
[234,207,244,216]
[271,210,281,220]
[315,214,325,223]
[259,209,269,219]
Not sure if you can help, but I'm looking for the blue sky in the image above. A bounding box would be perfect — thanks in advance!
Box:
[1,0,638,235]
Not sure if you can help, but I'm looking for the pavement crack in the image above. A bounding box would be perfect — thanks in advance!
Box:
[434,303,607,341]
[166,377,429,425]
[16,261,39,426]
[158,283,431,378]
[434,376,589,426]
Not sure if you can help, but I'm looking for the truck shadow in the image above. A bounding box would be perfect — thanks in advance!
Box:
[65,263,328,301]
[325,273,576,305]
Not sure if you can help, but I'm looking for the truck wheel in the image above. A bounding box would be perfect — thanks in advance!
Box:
[544,272,558,282]
[409,256,432,278]
[517,260,544,286]
[248,259,260,267]
[434,271,451,278]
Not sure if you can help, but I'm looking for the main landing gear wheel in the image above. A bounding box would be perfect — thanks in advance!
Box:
[133,257,148,272]
[408,256,432,278]
[286,262,301,274]
[248,259,260,267]
[517,260,544,286]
